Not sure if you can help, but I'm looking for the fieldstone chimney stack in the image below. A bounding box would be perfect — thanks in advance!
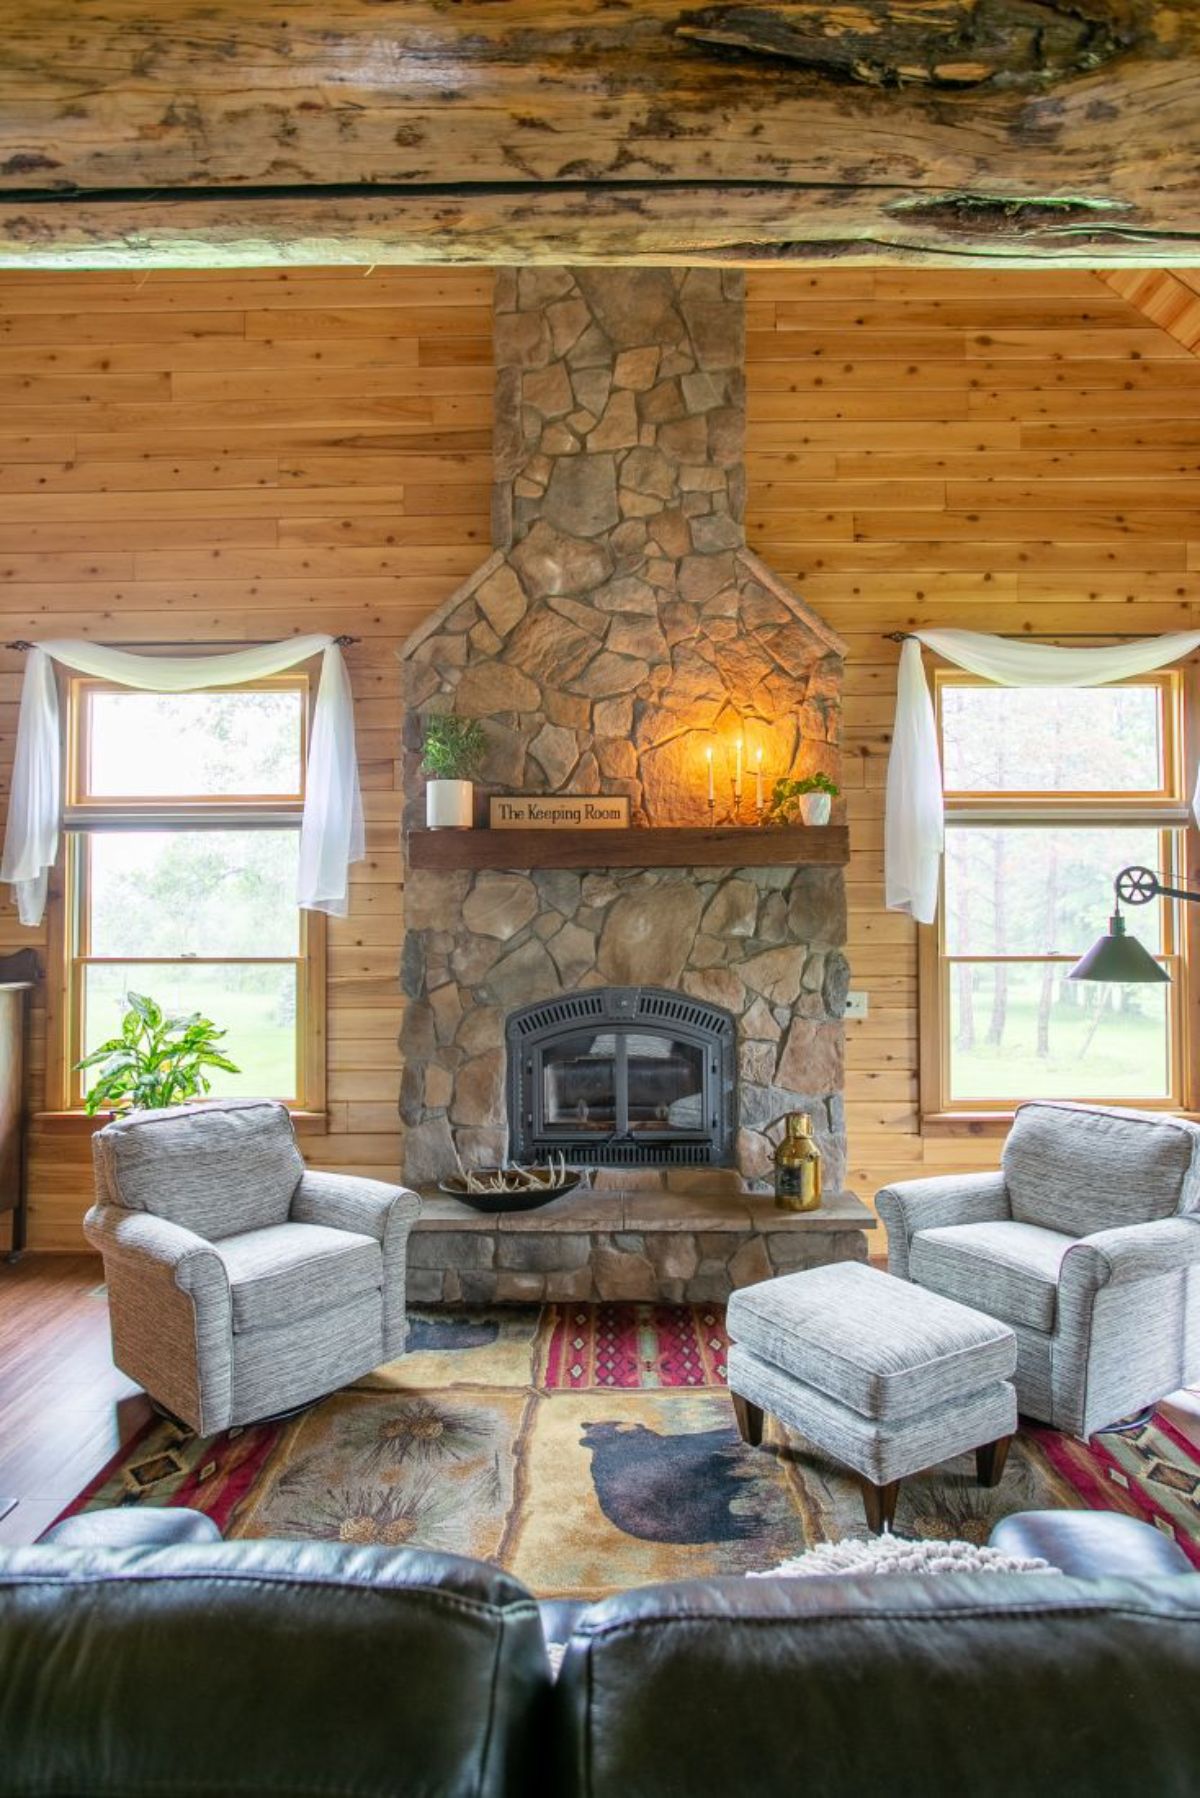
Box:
[398,267,849,1215]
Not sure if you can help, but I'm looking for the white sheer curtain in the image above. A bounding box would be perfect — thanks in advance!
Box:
[1,635,364,926]
[885,628,1200,925]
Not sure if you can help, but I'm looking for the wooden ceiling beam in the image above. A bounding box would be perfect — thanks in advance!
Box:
[2,2,1199,269]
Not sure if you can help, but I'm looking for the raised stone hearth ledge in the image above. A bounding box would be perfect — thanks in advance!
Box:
[407,1188,875,1307]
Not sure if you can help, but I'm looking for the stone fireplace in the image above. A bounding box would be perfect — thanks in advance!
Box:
[398,267,874,1301]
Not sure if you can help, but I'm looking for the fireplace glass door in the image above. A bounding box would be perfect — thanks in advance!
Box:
[508,986,735,1166]
[542,1031,618,1132]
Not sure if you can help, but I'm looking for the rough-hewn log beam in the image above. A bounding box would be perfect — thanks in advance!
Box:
[1,1,1198,268]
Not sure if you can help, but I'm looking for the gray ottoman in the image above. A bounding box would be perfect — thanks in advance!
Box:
[726,1263,1018,1532]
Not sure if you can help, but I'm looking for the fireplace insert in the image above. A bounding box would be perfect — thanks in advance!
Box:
[506,986,735,1166]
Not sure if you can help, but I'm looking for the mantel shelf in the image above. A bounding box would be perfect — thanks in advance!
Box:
[406,824,849,872]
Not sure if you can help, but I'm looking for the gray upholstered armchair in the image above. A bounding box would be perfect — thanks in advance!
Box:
[85,1098,421,1435]
[877,1101,1200,1438]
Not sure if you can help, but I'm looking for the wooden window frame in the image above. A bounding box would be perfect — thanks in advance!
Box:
[920,666,1196,1126]
[46,672,326,1118]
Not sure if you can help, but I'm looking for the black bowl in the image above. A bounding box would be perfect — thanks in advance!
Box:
[437,1169,583,1215]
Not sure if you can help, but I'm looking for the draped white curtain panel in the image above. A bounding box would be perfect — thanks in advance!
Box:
[885,628,1200,927]
[0,635,364,927]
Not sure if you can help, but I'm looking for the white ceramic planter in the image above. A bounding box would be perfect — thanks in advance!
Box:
[799,791,832,827]
[426,778,474,829]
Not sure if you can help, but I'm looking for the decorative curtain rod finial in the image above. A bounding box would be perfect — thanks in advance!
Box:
[332,634,360,648]
[5,640,34,652]
[884,631,914,643]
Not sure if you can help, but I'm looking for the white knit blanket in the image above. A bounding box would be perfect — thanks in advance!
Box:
[749,1536,1058,1580]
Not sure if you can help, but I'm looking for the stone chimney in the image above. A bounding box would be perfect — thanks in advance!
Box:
[399,268,848,1196]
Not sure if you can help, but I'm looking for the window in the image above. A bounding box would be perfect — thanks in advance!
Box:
[56,677,323,1112]
[922,671,1191,1116]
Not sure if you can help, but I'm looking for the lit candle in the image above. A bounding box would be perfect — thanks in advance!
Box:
[755,745,764,815]
[734,735,743,802]
[705,744,714,804]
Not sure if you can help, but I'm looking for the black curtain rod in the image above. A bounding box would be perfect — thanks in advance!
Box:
[4,635,360,651]
[884,630,1180,643]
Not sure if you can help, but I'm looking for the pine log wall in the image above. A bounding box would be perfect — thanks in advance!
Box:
[1,264,1197,1250]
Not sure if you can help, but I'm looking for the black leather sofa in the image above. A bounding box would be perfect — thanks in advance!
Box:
[0,1510,1196,1798]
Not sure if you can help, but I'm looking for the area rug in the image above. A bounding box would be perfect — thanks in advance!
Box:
[55,1304,1200,1596]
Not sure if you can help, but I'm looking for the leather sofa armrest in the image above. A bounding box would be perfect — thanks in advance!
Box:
[989,1510,1193,1578]
[875,1170,1010,1280]
[41,1509,222,1550]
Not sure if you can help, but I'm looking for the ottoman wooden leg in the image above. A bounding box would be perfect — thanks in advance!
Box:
[976,1434,1013,1489]
[861,1479,901,1534]
[731,1392,764,1448]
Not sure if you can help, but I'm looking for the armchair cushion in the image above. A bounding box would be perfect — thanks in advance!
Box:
[93,1099,304,1241]
[1002,1101,1200,1237]
[215,1222,382,1334]
[910,1221,1075,1333]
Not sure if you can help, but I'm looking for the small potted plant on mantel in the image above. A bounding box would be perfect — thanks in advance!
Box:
[422,714,486,829]
[765,770,840,828]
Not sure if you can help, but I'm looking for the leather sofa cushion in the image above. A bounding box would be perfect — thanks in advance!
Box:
[93,1099,303,1241]
[725,1262,1015,1422]
[216,1221,381,1333]
[553,1574,1200,1798]
[0,1542,550,1798]
[910,1220,1074,1333]
[1002,1101,1200,1236]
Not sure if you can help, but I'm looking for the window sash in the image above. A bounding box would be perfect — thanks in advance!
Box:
[66,674,309,811]
[54,671,322,1114]
[64,832,312,1110]
[935,669,1183,807]
[922,667,1190,1118]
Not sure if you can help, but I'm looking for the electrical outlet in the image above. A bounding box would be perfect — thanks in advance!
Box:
[843,991,869,1021]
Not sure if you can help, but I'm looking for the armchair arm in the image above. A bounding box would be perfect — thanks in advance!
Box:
[291,1169,421,1361]
[83,1203,234,1434]
[1062,1215,1200,1294]
[83,1203,227,1298]
[1051,1215,1200,1437]
[290,1168,421,1240]
[875,1170,1010,1281]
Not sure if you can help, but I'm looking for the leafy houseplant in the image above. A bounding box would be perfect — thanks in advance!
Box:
[765,770,840,827]
[76,992,241,1116]
[422,714,486,829]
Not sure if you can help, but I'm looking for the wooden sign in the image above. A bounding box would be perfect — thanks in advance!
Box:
[489,795,629,830]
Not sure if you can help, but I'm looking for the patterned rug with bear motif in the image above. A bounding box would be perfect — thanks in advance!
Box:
[56,1303,1200,1594]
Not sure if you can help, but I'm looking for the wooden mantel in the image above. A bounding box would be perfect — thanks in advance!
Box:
[407,825,850,872]
[2,2,1199,268]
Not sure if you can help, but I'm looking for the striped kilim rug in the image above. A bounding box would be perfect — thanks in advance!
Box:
[57,1304,1200,1596]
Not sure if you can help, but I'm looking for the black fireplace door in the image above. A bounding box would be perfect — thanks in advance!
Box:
[506,987,735,1166]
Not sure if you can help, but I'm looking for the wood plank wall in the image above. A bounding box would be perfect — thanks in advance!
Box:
[745,266,1200,1202]
[0,264,1196,1248]
[0,267,496,1249]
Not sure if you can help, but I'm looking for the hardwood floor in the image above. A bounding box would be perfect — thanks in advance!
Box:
[0,1252,1196,1550]
[0,1254,149,1546]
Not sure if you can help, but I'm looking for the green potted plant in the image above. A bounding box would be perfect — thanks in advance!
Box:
[75,991,241,1115]
[422,714,485,829]
[765,770,840,828]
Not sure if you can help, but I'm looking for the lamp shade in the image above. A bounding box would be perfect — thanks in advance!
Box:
[1068,913,1170,984]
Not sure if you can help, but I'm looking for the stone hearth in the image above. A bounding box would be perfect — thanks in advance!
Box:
[398,267,868,1297]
